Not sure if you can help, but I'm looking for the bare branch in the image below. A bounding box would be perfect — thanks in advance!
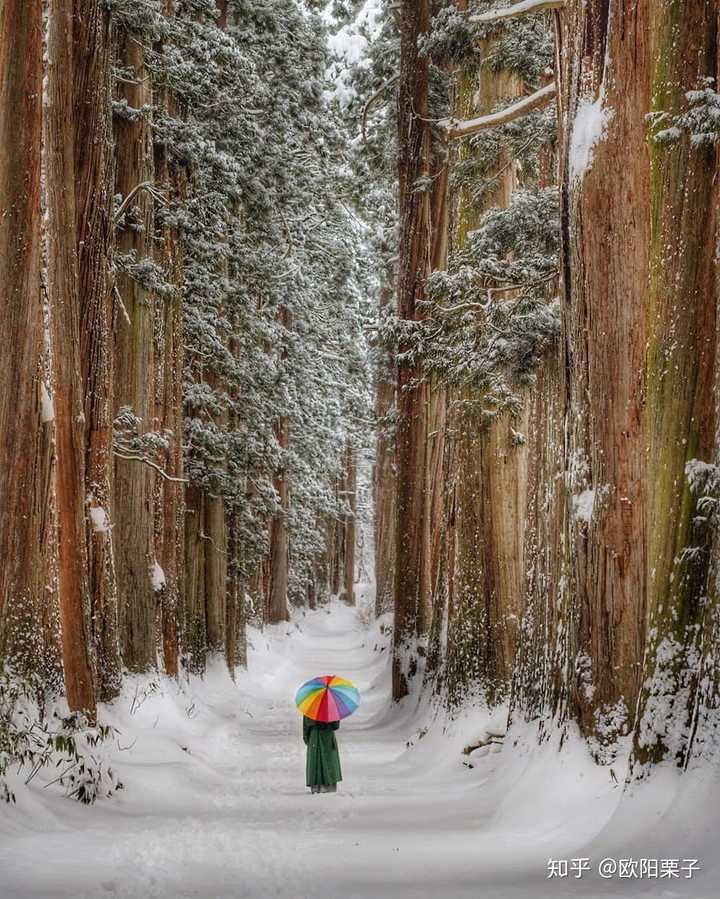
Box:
[113,181,168,224]
[468,0,566,24]
[440,83,556,140]
[361,74,400,143]
[113,451,188,483]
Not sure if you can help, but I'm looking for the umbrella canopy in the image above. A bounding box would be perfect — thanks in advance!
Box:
[295,675,360,722]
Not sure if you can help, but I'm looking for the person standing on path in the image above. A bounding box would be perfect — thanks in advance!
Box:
[303,715,342,794]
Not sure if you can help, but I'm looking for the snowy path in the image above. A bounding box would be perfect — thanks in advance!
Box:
[1,591,717,899]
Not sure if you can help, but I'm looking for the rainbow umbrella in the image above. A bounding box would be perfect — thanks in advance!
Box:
[295,675,360,722]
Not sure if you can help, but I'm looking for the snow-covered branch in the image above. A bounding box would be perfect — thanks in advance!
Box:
[437,272,559,315]
[440,83,556,140]
[468,0,566,24]
[113,451,188,484]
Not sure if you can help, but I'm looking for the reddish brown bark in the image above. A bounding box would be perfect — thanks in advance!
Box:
[392,0,434,700]
[633,0,718,771]
[0,3,43,672]
[45,0,100,715]
[393,0,451,698]
[557,0,650,743]
[113,32,157,672]
[153,1,185,677]
[373,285,397,616]
[75,0,121,701]
[0,0,62,680]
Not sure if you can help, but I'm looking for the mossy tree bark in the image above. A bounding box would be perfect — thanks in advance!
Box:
[444,19,527,710]
[684,10,720,771]
[632,0,718,773]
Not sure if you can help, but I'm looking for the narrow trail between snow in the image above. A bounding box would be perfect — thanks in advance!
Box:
[2,590,712,899]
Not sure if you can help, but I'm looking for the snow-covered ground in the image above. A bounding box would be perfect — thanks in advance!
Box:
[2,586,719,899]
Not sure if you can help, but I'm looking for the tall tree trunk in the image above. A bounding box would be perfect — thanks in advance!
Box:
[426,148,449,613]
[684,10,720,771]
[0,2,40,663]
[200,0,232,653]
[113,32,157,672]
[204,483,227,650]
[46,0,101,714]
[37,344,63,693]
[443,23,526,709]
[423,136,450,680]
[75,0,121,701]
[393,0,434,700]
[224,327,247,672]
[46,0,119,707]
[183,485,207,672]
[268,305,291,624]
[267,413,290,623]
[331,479,343,597]
[342,442,357,606]
[632,0,718,773]
[226,508,247,671]
[509,352,564,729]
[557,0,650,748]
[373,284,397,616]
[0,2,66,696]
[509,66,563,730]
[153,0,185,677]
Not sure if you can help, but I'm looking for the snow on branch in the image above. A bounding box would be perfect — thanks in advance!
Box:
[440,83,556,140]
[113,451,188,484]
[468,0,566,24]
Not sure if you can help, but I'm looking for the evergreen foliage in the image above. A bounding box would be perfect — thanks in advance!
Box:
[418,2,560,424]
[109,0,372,604]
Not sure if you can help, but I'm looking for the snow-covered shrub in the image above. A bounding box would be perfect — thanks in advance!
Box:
[0,667,121,805]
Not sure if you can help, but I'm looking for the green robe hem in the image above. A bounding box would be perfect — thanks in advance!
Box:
[303,716,342,787]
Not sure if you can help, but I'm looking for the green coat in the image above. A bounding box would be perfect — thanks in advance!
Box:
[303,716,342,787]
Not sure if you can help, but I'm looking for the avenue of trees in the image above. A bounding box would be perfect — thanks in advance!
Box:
[372,0,720,778]
[0,0,368,724]
[1,0,719,797]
